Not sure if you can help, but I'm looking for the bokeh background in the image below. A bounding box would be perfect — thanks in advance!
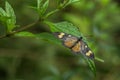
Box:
[0,0,120,80]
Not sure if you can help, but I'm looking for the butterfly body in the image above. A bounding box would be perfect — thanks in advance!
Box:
[53,32,94,59]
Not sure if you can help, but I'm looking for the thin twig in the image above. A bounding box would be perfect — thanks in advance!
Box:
[0,20,39,39]
[44,9,59,19]
[0,3,63,39]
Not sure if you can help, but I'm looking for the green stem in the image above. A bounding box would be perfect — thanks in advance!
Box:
[0,20,38,39]
[95,57,104,62]
[0,2,65,39]
[44,9,59,19]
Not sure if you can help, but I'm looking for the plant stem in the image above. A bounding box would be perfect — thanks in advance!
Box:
[0,3,63,39]
[0,20,38,39]
[44,9,59,19]
[95,57,104,62]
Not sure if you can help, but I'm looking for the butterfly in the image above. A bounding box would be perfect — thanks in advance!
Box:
[53,32,94,59]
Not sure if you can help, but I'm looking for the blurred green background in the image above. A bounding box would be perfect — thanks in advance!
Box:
[0,0,120,80]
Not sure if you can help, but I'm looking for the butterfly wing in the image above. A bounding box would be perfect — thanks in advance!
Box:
[80,40,94,59]
[71,41,81,53]
[53,32,94,59]
[53,32,78,48]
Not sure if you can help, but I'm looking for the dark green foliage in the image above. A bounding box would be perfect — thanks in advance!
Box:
[45,21,81,36]
[0,1,16,33]
[0,0,120,80]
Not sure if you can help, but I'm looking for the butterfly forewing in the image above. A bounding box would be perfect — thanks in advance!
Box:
[63,36,78,48]
[54,32,78,48]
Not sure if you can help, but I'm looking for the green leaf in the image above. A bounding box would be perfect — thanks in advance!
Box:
[85,58,96,76]
[5,1,16,32]
[44,21,81,37]
[14,31,35,37]
[45,21,96,75]
[63,0,80,7]
[36,0,49,17]
[36,32,61,45]
[0,8,7,16]
[44,21,59,32]
[67,0,80,4]
[37,0,43,9]
[0,8,9,24]
[41,0,49,15]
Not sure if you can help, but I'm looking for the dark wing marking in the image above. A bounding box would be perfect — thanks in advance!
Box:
[80,40,94,59]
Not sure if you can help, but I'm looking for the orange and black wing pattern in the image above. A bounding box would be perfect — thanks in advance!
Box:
[53,32,94,59]
[79,40,94,59]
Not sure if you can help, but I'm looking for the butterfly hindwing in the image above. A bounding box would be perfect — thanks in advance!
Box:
[80,40,94,59]
[53,32,94,59]
[71,41,81,53]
